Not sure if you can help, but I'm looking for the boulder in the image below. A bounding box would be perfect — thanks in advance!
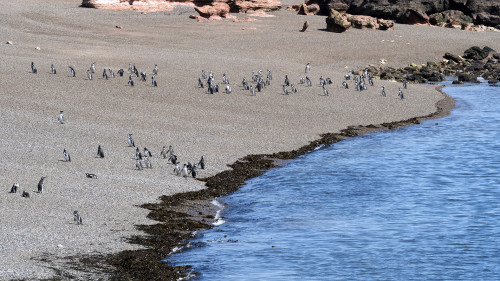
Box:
[301,20,310,32]
[348,15,379,29]
[444,52,463,63]
[399,8,429,24]
[463,46,495,61]
[195,2,230,18]
[377,18,394,30]
[325,9,351,32]
[298,4,321,15]
[232,0,282,13]
[429,10,472,25]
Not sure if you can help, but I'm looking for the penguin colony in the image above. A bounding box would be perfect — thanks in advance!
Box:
[12,61,409,224]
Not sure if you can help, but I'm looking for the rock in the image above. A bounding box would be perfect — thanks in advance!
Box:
[301,21,310,32]
[463,46,494,61]
[325,9,351,32]
[348,15,379,29]
[298,3,320,15]
[452,80,464,84]
[232,0,282,13]
[457,72,478,82]
[6,41,12,45]
[35,47,40,50]
[81,0,176,12]
[377,18,394,30]
[195,3,230,19]
[399,8,429,24]
[429,10,472,26]
[444,52,463,63]
[487,79,499,84]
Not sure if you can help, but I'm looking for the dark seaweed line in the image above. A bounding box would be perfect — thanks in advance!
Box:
[38,86,451,281]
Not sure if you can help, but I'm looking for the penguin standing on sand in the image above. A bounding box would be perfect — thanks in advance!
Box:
[97,145,104,158]
[87,70,93,80]
[398,88,404,99]
[51,64,56,74]
[58,111,65,124]
[91,62,96,73]
[381,86,386,97]
[10,183,19,193]
[63,149,71,162]
[181,164,188,179]
[73,210,83,225]
[127,134,135,147]
[69,66,75,77]
[31,62,37,74]
[305,63,310,74]
[153,64,158,75]
[152,76,157,87]
[198,155,206,169]
[37,176,46,193]
[128,75,134,87]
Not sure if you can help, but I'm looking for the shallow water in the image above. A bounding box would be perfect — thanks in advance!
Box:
[169,80,500,280]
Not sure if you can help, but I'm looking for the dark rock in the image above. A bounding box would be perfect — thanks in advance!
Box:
[444,52,463,63]
[473,12,500,27]
[464,46,494,61]
[429,10,472,25]
[399,8,429,24]
[452,80,464,84]
[457,72,478,82]
[487,79,499,84]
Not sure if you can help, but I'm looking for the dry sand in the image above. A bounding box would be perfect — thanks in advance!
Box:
[0,0,499,279]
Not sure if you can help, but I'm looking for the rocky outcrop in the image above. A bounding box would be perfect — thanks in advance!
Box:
[82,0,282,14]
[193,2,230,20]
[302,0,500,28]
[325,9,351,32]
[325,8,394,32]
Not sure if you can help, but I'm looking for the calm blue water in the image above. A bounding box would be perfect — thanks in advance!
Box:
[170,80,500,280]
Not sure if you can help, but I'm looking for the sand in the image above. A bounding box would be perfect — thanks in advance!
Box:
[1,0,499,279]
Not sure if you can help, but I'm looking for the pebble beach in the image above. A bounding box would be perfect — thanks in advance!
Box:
[1,0,499,279]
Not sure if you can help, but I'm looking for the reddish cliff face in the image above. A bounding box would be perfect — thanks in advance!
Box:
[81,0,282,13]
[303,0,499,27]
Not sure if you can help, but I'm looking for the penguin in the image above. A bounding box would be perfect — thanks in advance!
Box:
[136,159,144,170]
[91,62,96,73]
[9,183,19,193]
[69,66,75,77]
[63,149,71,162]
[402,79,407,89]
[103,69,108,80]
[198,78,204,88]
[398,88,404,99]
[51,64,56,74]
[85,173,98,179]
[169,154,178,165]
[152,76,157,87]
[160,146,168,159]
[73,210,83,225]
[97,145,104,158]
[225,85,231,94]
[320,76,325,86]
[381,86,386,97]
[250,85,255,96]
[283,85,289,95]
[136,147,143,160]
[284,75,290,86]
[127,134,135,147]
[128,75,134,87]
[153,64,158,75]
[87,70,93,80]
[37,176,46,193]
[31,62,37,74]
[117,69,124,77]
[143,155,152,168]
[305,76,312,87]
[198,155,205,169]
[144,147,152,157]
[109,69,115,78]
[166,145,174,158]
[345,71,351,80]
[201,70,207,79]
[299,77,305,84]
[369,77,374,86]
[141,72,147,81]
[305,63,310,74]
[342,81,348,89]
[173,163,181,176]
[322,87,329,96]
[181,164,188,179]
[326,77,333,84]
[58,111,65,124]
[22,191,30,198]
[191,165,198,178]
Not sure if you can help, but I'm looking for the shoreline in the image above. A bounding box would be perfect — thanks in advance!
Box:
[90,85,454,280]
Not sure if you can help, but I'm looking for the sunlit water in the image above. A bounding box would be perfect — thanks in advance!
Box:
[169,80,500,280]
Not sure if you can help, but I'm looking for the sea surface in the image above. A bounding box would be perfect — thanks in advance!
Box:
[169,80,500,280]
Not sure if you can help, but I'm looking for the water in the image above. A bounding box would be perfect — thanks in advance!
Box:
[170,80,500,280]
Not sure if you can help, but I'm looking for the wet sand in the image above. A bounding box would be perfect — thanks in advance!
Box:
[0,0,499,279]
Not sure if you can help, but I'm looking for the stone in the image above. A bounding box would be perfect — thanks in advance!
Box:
[232,0,282,13]
[195,2,230,19]
[298,4,320,15]
[325,9,351,32]
[6,41,12,45]
[429,10,472,26]
[348,15,379,29]
[444,52,463,63]
[377,18,394,30]
[463,46,494,61]
[399,8,429,25]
